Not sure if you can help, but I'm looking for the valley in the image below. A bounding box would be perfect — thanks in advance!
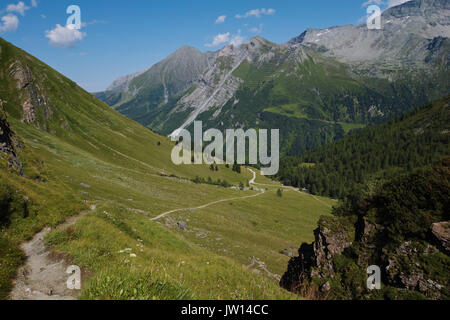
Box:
[0,37,333,300]
[0,0,449,302]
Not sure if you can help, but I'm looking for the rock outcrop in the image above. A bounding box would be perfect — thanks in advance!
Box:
[281,159,450,300]
[0,100,23,174]
[280,216,355,296]
[8,60,53,127]
[431,221,450,254]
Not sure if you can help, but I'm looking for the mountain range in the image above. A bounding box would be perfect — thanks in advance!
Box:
[1,35,311,300]
[96,0,450,155]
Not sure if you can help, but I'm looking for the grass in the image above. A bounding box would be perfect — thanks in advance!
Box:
[264,104,307,119]
[0,37,334,300]
[46,205,296,300]
[164,183,334,276]
[341,123,366,134]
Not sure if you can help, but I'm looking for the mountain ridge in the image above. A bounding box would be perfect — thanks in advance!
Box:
[96,0,449,156]
[1,36,307,300]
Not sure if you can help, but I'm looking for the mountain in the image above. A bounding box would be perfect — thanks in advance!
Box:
[94,45,213,123]
[290,0,450,68]
[97,0,449,156]
[277,95,450,199]
[281,157,450,300]
[0,38,331,300]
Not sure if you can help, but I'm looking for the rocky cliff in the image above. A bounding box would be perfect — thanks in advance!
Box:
[281,158,450,300]
[0,100,22,174]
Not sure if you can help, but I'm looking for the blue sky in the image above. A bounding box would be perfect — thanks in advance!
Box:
[0,0,409,92]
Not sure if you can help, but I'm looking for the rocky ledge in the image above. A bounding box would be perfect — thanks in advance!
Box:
[281,159,450,300]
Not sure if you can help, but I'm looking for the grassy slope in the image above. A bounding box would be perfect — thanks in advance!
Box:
[0,38,332,299]
[278,95,450,199]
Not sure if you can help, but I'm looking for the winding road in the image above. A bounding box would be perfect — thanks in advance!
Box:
[150,169,264,221]
[151,168,333,222]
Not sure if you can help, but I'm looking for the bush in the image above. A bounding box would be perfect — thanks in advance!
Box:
[0,181,28,228]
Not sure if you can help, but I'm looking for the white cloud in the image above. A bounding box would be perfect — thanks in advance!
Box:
[205,32,230,47]
[235,8,276,19]
[229,30,244,47]
[205,30,246,48]
[45,24,85,48]
[249,24,263,34]
[0,14,19,33]
[215,15,226,24]
[6,1,30,16]
[31,0,38,7]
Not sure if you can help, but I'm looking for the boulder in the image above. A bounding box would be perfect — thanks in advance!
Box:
[430,221,450,254]
[177,221,187,231]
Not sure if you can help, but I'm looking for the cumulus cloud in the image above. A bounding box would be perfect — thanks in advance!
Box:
[0,14,19,33]
[205,32,230,47]
[235,8,275,19]
[215,15,226,24]
[6,1,30,16]
[205,30,246,48]
[31,0,38,7]
[45,24,85,48]
[229,30,244,47]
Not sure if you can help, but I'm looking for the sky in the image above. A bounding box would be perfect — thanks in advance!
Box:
[0,0,411,92]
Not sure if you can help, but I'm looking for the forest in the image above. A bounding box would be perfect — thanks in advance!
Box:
[277,96,450,199]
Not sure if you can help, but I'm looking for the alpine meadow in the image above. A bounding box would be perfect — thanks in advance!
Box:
[0,0,449,307]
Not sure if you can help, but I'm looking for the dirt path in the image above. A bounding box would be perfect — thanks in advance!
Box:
[248,168,333,208]
[10,205,96,300]
[150,189,265,221]
[151,169,267,221]
[151,168,332,222]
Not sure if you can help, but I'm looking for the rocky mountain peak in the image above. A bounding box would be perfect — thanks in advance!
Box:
[386,0,450,17]
[287,0,450,67]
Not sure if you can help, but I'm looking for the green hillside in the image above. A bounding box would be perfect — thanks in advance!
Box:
[277,95,450,199]
[0,38,333,300]
[281,158,450,300]
[98,37,449,157]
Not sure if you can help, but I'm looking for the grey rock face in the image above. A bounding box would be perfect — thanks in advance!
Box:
[7,60,53,127]
[430,221,450,254]
[280,216,354,294]
[100,45,211,106]
[289,0,450,69]
[0,100,23,174]
[177,221,187,231]
[98,0,449,141]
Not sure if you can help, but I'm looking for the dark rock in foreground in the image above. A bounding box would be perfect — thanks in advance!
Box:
[281,158,450,300]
